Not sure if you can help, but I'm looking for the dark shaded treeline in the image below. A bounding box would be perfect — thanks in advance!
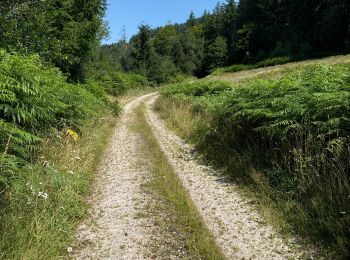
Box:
[94,0,349,83]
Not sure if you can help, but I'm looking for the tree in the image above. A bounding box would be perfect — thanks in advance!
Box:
[0,0,107,82]
[130,23,152,74]
[153,25,177,57]
[175,27,204,75]
[223,0,238,63]
[186,11,196,27]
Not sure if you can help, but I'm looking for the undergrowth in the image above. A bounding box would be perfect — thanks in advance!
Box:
[0,49,120,259]
[210,56,291,76]
[158,62,350,258]
[88,71,150,96]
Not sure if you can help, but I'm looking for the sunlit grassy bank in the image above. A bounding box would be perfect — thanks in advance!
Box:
[156,57,350,258]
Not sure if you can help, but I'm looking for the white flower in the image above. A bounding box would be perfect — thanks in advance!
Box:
[38,191,48,200]
[67,247,73,253]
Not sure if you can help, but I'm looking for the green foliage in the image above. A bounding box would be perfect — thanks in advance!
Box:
[0,49,108,188]
[164,80,232,97]
[255,56,291,68]
[206,36,228,69]
[162,63,350,257]
[89,71,150,95]
[0,113,115,259]
[106,0,349,79]
[0,0,107,81]
[210,56,291,75]
[0,48,117,259]
[148,55,179,84]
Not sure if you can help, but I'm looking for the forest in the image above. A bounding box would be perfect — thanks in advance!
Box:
[93,0,349,82]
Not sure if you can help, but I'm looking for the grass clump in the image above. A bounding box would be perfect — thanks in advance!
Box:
[134,105,225,260]
[159,62,350,258]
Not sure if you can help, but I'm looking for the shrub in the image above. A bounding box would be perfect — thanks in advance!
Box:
[255,56,291,68]
[90,71,150,95]
[210,56,291,76]
[0,49,107,189]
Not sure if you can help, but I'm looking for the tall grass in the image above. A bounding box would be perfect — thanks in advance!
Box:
[159,62,350,258]
[0,115,116,259]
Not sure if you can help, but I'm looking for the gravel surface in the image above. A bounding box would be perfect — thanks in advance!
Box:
[72,94,158,259]
[145,95,311,260]
[72,93,312,260]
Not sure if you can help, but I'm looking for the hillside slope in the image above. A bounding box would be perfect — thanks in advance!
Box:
[156,55,350,258]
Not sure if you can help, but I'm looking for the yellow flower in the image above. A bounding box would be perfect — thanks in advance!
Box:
[66,128,79,142]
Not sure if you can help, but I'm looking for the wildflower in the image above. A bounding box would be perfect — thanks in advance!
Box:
[67,247,73,253]
[38,191,48,200]
[66,128,79,142]
[42,160,49,167]
[27,184,35,195]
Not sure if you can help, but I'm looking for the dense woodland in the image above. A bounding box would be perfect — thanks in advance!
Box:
[0,0,107,81]
[91,0,350,83]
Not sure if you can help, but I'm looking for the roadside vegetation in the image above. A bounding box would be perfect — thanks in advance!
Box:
[156,58,350,258]
[0,0,156,257]
[0,48,119,258]
[134,105,225,259]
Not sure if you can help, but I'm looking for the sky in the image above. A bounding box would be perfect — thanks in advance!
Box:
[103,0,224,44]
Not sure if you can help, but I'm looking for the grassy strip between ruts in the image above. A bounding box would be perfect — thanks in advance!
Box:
[133,104,225,260]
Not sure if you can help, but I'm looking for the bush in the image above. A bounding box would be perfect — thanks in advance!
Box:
[210,56,291,76]
[90,71,150,95]
[255,56,291,68]
[0,49,107,189]
[0,48,116,259]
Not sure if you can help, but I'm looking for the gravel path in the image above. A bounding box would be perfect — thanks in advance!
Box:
[145,95,309,260]
[72,94,158,259]
[73,93,311,260]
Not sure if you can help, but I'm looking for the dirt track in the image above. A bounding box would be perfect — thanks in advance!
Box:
[73,93,309,259]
